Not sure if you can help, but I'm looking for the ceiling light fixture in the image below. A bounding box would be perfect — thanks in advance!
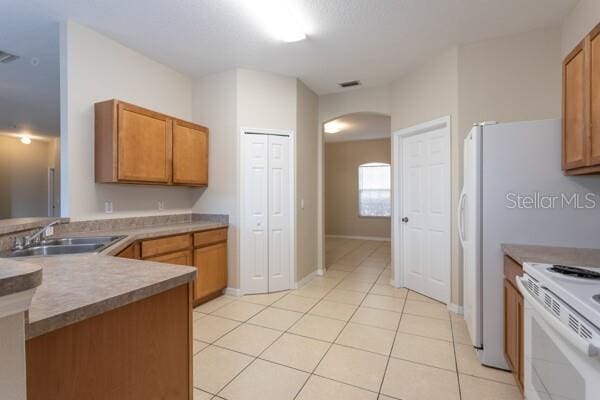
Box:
[243,0,307,42]
[324,120,347,134]
[20,135,31,144]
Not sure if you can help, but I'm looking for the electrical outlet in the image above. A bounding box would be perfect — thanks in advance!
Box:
[300,199,305,209]
[104,201,113,214]
[158,200,166,211]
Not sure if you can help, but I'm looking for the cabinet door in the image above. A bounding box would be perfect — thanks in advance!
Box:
[591,26,600,165]
[517,290,524,392]
[147,249,193,266]
[504,279,521,385]
[117,103,172,183]
[563,43,588,170]
[194,243,227,301]
[172,120,208,186]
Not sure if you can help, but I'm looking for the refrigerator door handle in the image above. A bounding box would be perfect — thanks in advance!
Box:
[458,190,467,247]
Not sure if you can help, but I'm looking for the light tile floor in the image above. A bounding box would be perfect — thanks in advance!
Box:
[192,238,522,400]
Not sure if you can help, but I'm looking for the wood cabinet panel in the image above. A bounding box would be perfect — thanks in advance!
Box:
[117,243,140,260]
[591,26,600,165]
[147,249,193,266]
[173,120,208,186]
[503,255,523,287]
[193,228,228,248]
[117,103,172,183]
[95,99,209,186]
[503,255,524,393]
[194,243,227,302]
[26,284,192,400]
[141,234,192,258]
[563,43,588,170]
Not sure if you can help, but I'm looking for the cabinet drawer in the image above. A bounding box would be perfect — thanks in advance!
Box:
[194,228,227,247]
[141,234,192,258]
[146,249,193,266]
[504,255,523,286]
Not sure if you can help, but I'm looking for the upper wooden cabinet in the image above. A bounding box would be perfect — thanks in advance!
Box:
[172,120,208,185]
[95,100,209,186]
[563,22,600,175]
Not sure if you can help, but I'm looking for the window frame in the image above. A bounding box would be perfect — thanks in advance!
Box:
[357,162,391,219]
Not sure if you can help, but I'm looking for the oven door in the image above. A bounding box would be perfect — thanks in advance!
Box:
[517,278,600,400]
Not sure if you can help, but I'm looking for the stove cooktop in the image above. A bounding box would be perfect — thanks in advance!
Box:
[549,265,600,280]
[524,262,600,329]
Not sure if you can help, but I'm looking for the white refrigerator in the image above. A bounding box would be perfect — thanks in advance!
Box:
[458,119,600,369]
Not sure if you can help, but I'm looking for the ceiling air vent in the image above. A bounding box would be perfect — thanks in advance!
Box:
[0,51,19,64]
[338,80,361,88]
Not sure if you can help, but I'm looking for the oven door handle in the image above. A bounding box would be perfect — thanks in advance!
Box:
[516,277,600,358]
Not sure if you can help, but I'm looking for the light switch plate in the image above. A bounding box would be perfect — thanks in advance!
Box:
[104,201,113,214]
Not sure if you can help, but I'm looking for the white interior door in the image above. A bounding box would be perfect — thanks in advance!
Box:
[267,135,291,292]
[242,134,269,294]
[401,127,451,303]
[242,132,292,294]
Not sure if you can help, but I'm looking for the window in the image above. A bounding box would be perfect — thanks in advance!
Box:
[358,162,391,217]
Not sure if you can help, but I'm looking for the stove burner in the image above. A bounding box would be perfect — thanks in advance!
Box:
[594,294,600,305]
[549,265,600,280]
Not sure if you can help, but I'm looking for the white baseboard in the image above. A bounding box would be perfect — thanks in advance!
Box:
[295,270,318,289]
[447,303,464,315]
[326,234,391,242]
[225,287,242,297]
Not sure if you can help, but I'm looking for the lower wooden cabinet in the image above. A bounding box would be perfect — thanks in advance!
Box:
[117,228,228,305]
[503,256,524,393]
[194,242,228,302]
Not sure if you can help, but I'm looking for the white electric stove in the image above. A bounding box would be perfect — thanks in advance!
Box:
[518,262,600,400]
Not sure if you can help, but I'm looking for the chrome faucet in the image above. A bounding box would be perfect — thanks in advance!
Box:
[13,220,61,250]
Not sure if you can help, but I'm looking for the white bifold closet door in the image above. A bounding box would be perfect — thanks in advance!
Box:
[242,133,291,294]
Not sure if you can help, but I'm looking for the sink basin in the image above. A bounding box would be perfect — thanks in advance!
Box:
[41,236,125,246]
[0,235,126,258]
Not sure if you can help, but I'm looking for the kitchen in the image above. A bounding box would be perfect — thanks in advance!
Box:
[1,1,600,399]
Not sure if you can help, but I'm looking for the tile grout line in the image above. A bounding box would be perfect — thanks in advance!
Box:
[291,243,386,399]
[194,239,392,399]
[211,241,378,399]
[375,286,408,399]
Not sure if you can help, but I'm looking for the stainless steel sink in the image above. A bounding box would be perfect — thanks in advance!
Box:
[40,236,125,247]
[0,235,126,258]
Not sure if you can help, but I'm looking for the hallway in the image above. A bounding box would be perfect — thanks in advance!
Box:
[192,238,520,400]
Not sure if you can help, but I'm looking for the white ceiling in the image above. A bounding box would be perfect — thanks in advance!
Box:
[0,0,578,136]
[324,112,390,143]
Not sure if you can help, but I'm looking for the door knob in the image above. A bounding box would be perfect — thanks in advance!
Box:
[402,217,409,223]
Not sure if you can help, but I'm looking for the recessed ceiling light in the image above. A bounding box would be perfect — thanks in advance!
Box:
[242,0,307,43]
[20,135,32,144]
[324,120,347,134]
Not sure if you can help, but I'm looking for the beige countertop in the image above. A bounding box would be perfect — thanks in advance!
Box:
[502,243,600,268]
[0,220,228,339]
[0,259,42,297]
[0,217,68,236]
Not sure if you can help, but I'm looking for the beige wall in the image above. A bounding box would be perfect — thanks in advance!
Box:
[390,47,461,304]
[296,81,319,280]
[319,85,392,124]
[191,69,239,288]
[0,136,55,219]
[325,138,391,239]
[192,69,319,289]
[458,27,562,137]
[561,0,600,57]
[60,21,194,220]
